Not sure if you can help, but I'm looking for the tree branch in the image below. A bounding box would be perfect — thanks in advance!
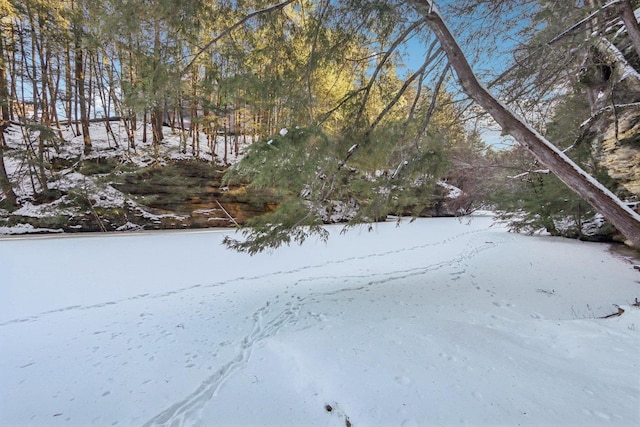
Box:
[181,0,296,75]
[546,0,623,46]
[355,18,428,126]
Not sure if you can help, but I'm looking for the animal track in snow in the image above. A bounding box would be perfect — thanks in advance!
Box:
[1,227,496,327]
[142,301,302,427]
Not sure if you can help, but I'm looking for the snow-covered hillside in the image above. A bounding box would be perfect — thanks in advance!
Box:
[1,215,638,426]
[0,122,258,233]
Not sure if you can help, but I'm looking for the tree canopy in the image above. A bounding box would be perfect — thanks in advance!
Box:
[2,0,640,250]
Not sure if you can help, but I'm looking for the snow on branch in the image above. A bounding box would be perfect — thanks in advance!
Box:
[508,170,551,180]
[547,0,623,46]
[594,37,640,81]
[574,102,640,148]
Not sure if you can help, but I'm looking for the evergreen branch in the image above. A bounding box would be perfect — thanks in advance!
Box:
[400,36,441,122]
[404,62,427,130]
[508,169,550,180]
[316,87,369,126]
[411,60,450,150]
[487,0,623,93]
[181,0,296,75]
[344,52,388,63]
[569,102,640,153]
[305,0,332,122]
[354,18,428,126]
[546,0,623,46]
[369,48,444,131]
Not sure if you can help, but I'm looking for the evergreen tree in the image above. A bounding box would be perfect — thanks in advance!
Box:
[221,0,493,252]
[492,92,621,240]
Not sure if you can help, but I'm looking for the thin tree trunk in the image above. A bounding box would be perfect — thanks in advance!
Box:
[87,53,93,120]
[0,30,10,134]
[73,0,91,151]
[93,54,118,147]
[10,29,40,196]
[49,54,64,142]
[0,137,17,206]
[151,22,163,145]
[411,0,640,247]
[223,117,228,164]
[125,48,137,149]
[234,109,239,157]
[191,66,199,156]
[6,22,16,123]
[64,44,73,128]
[76,45,91,153]
[0,30,17,206]
[30,14,49,192]
[179,106,186,154]
[142,109,147,144]
[151,107,163,144]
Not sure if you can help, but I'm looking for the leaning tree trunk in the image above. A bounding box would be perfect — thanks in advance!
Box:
[616,0,640,60]
[410,0,640,247]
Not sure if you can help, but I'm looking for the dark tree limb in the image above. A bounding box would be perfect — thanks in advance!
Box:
[410,0,640,247]
[616,0,640,60]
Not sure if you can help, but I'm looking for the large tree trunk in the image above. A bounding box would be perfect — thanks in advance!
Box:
[616,0,640,60]
[410,0,640,247]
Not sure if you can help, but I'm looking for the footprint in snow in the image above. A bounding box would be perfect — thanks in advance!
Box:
[394,375,411,385]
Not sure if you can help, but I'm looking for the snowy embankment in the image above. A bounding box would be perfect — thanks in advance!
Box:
[1,121,256,233]
[1,216,639,427]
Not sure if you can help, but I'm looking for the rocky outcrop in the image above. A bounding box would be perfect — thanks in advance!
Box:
[0,159,279,233]
[111,160,278,229]
[581,38,640,197]
[594,107,640,195]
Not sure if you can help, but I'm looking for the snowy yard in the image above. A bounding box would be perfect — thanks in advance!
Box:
[1,215,639,426]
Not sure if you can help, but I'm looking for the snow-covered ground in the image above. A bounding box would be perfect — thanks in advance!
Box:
[1,215,639,427]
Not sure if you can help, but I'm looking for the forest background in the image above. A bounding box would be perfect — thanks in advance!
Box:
[2,0,640,252]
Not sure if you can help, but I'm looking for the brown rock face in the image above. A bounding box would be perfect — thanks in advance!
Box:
[595,108,640,195]
[582,39,640,198]
[112,160,278,229]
